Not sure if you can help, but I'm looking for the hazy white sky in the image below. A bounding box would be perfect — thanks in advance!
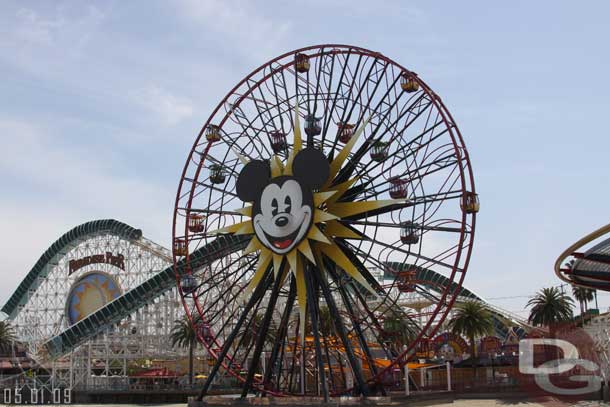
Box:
[1,1,609,319]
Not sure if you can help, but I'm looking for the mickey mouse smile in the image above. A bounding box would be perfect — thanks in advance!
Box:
[257,216,310,251]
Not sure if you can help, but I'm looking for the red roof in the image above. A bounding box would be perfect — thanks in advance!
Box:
[0,361,13,369]
[130,368,179,378]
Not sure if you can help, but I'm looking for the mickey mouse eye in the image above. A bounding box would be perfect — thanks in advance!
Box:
[271,198,279,216]
[284,196,292,213]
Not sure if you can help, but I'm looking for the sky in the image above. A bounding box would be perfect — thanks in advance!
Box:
[1,0,610,320]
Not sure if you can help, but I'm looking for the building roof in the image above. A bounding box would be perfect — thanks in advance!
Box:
[568,236,610,290]
[555,222,610,291]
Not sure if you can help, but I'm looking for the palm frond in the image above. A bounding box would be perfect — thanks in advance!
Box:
[448,301,494,342]
[527,287,574,326]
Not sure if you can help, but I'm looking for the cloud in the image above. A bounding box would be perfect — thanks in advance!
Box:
[2,5,106,60]
[131,86,194,125]
[0,115,175,302]
[0,202,76,307]
[0,117,172,245]
[176,0,291,61]
[13,8,64,46]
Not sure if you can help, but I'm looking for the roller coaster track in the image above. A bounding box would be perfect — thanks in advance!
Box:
[43,234,249,358]
[43,248,530,358]
[385,262,534,338]
[4,220,531,361]
[2,220,145,319]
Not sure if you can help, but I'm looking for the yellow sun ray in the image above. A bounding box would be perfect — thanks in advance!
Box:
[325,177,358,206]
[243,250,272,296]
[235,206,252,217]
[235,222,254,235]
[285,104,302,175]
[279,262,291,287]
[270,155,284,178]
[209,220,251,235]
[273,253,283,278]
[313,191,338,206]
[294,256,307,343]
[325,220,363,239]
[229,143,250,166]
[313,209,338,223]
[286,250,298,276]
[314,242,376,296]
[296,239,316,264]
[307,224,332,245]
[243,236,263,255]
[326,199,399,219]
[324,116,371,188]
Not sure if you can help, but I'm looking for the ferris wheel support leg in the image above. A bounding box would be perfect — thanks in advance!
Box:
[325,263,386,396]
[323,334,338,393]
[315,266,370,397]
[347,283,394,361]
[197,268,273,401]
[305,266,329,402]
[285,321,300,393]
[262,276,297,395]
[241,264,286,399]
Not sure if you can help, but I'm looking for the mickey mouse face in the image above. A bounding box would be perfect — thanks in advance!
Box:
[253,177,312,253]
[236,148,330,255]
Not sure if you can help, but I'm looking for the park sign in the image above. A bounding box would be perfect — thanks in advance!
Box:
[68,252,125,275]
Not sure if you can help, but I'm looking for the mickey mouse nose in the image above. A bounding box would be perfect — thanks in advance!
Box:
[275,216,289,227]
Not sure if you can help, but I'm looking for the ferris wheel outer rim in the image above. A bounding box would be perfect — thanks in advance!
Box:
[172,44,477,396]
[172,44,477,395]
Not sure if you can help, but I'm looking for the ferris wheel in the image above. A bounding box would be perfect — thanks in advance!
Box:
[172,44,478,398]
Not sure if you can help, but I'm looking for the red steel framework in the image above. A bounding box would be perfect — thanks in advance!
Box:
[172,44,478,398]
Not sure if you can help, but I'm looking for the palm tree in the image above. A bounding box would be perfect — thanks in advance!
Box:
[527,287,573,335]
[240,312,277,349]
[564,259,596,317]
[572,286,595,318]
[565,260,596,316]
[582,287,595,311]
[0,320,16,354]
[381,308,418,356]
[318,306,335,337]
[170,316,199,386]
[447,301,494,374]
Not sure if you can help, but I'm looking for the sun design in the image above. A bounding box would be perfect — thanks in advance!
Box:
[212,106,400,338]
[68,273,122,324]
[73,281,105,322]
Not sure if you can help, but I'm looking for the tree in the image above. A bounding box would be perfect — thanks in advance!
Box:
[565,260,596,315]
[381,307,418,356]
[170,316,200,386]
[240,312,277,349]
[564,259,596,318]
[318,306,335,337]
[527,287,574,335]
[447,301,494,374]
[0,320,15,355]
[572,286,595,317]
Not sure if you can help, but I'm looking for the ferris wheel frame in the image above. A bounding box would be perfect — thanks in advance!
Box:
[172,44,478,398]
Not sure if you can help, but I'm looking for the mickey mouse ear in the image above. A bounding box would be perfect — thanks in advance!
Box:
[292,147,330,190]
[236,160,270,202]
